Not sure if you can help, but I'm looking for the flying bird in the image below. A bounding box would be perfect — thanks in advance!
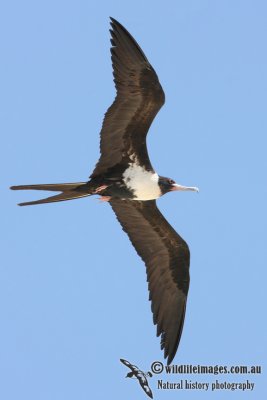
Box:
[120,358,153,398]
[10,18,198,364]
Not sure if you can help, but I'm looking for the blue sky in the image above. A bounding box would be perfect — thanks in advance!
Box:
[1,0,266,399]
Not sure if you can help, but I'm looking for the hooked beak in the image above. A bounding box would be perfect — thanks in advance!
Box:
[171,184,199,192]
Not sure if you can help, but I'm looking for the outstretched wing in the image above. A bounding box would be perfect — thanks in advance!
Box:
[137,375,153,399]
[112,200,190,365]
[120,358,140,373]
[90,18,165,178]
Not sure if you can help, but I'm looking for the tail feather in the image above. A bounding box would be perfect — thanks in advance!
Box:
[10,183,85,192]
[10,182,90,206]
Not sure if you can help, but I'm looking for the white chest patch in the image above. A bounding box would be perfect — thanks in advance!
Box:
[123,164,161,200]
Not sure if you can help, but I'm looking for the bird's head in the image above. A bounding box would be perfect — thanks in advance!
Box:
[126,372,134,378]
[158,176,199,195]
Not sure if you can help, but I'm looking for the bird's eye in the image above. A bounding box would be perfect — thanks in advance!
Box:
[168,179,175,185]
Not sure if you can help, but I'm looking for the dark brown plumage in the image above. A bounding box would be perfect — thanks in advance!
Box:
[10,18,197,364]
[112,200,189,365]
[91,17,165,178]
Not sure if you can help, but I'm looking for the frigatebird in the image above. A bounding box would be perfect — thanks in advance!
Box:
[11,18,198,364]
[120,358,153,398]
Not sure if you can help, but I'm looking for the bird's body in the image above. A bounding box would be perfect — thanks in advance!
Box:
[89,166,162,201]
[11,18,198,364]
[121,166,161,200]
[120,359,153,398]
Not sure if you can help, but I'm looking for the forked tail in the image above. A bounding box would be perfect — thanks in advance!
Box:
[10,182,90,206]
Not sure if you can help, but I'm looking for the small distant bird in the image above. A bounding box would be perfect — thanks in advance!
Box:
[11,18,198,364]
[120,359,153,398]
